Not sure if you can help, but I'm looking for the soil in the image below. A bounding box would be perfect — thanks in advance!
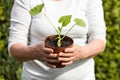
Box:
[45,35,73,48]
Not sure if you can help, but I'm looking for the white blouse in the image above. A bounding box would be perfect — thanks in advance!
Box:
[8,0,106,80]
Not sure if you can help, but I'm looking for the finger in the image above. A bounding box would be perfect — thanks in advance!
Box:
[58,57,75,62]
[43,47,53,53]
[43,57,60,63]
[61,61,73,66]
[59,52,73,57]
[44,53,59,59]
[64,47,75,53]
[49,53,59,58]
[44,62,56,68]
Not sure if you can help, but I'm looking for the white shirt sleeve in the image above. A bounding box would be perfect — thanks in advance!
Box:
[8,0,31,53]
[87,0,106,43]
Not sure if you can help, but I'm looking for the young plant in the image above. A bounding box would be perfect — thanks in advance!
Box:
[29,3,86,47]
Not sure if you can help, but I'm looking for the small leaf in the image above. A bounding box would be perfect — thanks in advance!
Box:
[58,15,72,27]
[29,3,44,16]
[74,18,86,27]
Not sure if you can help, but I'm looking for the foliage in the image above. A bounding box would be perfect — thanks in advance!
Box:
[94,0,120,80]
[0,0,22,80]
[0,0,119,80]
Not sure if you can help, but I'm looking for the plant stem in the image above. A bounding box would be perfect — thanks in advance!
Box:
[61,23,76,40]
[42,12,58,33]
[57,26,62,47]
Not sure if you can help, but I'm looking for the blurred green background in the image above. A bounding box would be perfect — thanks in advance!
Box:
[0,0,120,80]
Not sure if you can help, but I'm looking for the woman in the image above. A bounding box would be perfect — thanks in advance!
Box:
[8,0,106,80]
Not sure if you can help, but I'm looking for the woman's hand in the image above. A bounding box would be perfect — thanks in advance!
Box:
[58,39,106,67]
[58,44,88,66]
[33,43,60,68]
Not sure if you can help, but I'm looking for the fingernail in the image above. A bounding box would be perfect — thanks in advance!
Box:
[64,49,67,52]
[58,58,62,60]
[59,52,62,56]
[51,49,53,53]
[53,65,56,68]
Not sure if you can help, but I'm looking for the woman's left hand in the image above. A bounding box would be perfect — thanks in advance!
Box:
[58,44,88,66]
[58,39,106,66]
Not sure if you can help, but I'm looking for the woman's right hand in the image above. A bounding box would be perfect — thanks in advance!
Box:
[32,43,59,68]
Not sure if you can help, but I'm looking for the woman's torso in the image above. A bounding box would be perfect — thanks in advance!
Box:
[22,0,95,80]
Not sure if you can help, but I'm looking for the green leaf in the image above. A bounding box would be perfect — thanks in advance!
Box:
[29,3,44,16]
[0,40,4,51]
[58,15,72,27]
[74,18,86,27]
